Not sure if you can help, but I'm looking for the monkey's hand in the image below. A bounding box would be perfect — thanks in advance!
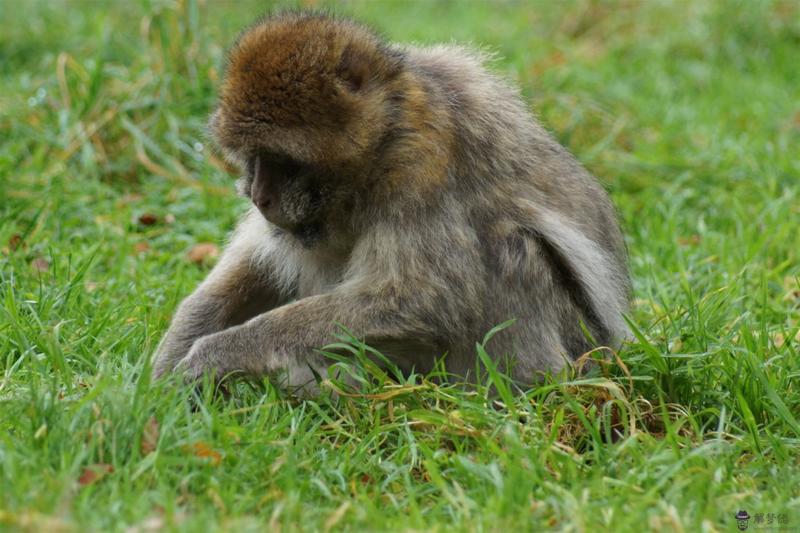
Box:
[175,330,249,383]
[151,292,230,380]
[174,291,437,385]
[152,288,280,381]
[151,233,290,381]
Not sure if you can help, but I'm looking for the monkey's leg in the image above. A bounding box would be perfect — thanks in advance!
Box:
[152,251,288,379]
[176,289,436,384]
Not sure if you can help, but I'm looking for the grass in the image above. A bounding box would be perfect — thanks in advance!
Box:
[1,0,799,530]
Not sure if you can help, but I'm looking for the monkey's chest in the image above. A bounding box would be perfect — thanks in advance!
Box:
[295,258,346,297]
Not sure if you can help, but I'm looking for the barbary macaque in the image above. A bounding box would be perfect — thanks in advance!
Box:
[152,12,631,391]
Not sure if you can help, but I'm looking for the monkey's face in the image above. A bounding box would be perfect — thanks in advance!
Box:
[209,14,404,237]
[237,152,331,233]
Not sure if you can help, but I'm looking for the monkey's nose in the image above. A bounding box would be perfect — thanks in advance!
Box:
[254,196,292,229]
[254,196,276,219]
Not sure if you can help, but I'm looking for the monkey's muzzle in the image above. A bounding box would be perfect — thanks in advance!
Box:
[251,155,296,230]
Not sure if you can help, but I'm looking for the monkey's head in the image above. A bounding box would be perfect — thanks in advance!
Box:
[209,13,404,236]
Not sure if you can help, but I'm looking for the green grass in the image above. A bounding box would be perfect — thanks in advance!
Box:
[2,0,799,530]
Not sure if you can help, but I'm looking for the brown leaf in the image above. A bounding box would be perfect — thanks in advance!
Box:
[31,257,50,272]
[141,416,159,455]
[78,463,113,486]
[189,442,222,466]
[782,276,800,302]
[773,333,786,349]
[134,242,150,254]
[138,213,159,226]
[677,235,701,246]
[186,243,220,264]
[119,193,143,205]
[8,233,24,251]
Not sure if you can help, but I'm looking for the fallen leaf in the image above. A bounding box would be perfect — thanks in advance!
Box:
[164,213,176,224]
[78,463,114,486]
[782,276,800,302]
[119,193,143,205]
[138,213,159,226]
[8,233,23,251]
[141,416,159,455]
[31,257,50,272]
[677,235,701,246]
[134,242,150,254]
[186,243,219,264]
[188,442,222,466]
[773,333,786,348]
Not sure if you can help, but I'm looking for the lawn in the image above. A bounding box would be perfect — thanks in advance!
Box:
[1,0,799,531]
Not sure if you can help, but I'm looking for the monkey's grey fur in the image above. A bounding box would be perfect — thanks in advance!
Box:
[152,13,631,390]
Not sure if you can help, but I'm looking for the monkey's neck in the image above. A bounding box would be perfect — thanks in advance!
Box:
[360,71,456,212]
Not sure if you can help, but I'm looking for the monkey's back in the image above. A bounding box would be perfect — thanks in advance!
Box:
[400,45,631,377]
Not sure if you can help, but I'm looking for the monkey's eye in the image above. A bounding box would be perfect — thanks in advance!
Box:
[248,154,307,182]
[278,159,303,180]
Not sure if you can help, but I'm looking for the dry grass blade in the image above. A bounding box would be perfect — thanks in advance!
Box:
[321,379,428,400]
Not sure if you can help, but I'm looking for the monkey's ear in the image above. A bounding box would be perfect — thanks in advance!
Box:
[336,44,402,93]
[336,44,371,93]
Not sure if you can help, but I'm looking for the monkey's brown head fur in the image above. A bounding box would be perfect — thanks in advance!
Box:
[209,13,407,242]
[211,12,403,166]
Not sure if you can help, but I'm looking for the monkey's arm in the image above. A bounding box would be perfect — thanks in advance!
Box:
[173,215,481,384]
[175,284,439,384]
[152,234,290,379]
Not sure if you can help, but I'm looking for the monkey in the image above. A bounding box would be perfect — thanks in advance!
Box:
[151,12,631,392]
